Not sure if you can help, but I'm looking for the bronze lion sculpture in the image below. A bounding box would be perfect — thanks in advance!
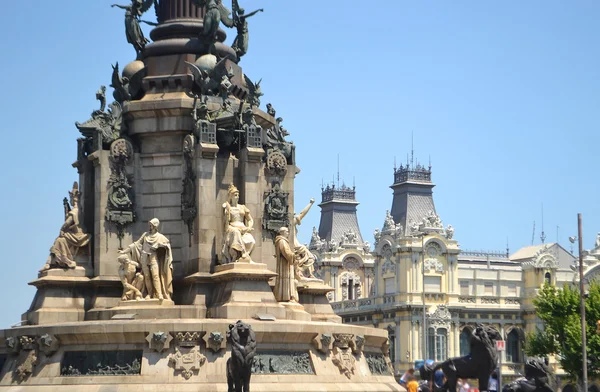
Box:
[226,320,257,392]
[502,358,555,392]
[429,325,502,392]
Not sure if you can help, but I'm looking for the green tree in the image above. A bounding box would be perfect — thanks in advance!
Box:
[525,281,600,382]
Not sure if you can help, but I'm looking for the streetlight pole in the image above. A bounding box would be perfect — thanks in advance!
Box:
[578,213,587,392]
[422,234,427,361]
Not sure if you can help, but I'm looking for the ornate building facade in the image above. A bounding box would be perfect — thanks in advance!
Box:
[313,161,578,380]
[310,184,375,303]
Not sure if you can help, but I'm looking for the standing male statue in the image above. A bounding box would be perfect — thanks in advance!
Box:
[274,226,298,303]
[119,218,173,301]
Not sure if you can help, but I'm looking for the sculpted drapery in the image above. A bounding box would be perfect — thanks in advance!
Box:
[40,182,90,272]
[222,184,255,263]
[121,218,173,300]
[274,227,298,303]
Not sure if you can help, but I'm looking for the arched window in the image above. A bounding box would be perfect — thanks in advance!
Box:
[427,327,448,361]
[506,329,521,363]
[340,272,362,300]
[544,272,552,285]
[459,328,472,356]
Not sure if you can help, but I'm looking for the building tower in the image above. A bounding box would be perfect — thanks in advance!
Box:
[390,162,436,235]
[311,183,375,303]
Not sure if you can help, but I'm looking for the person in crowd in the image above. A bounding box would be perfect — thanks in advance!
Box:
[407,375,419,392]
[489,371,498,392]
[400,368,415,387]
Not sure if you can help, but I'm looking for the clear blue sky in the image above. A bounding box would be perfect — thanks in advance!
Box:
[0,1,598,327]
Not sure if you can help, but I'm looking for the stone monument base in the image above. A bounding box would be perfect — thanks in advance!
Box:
[298,280,342,323]
[86,298,208,321]
[0,319,404,392]
[23,268,91,325]
[208,263,288,320]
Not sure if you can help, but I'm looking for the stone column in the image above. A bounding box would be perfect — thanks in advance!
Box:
[373,257,379,296]
[411,321,416,361]
[395,322,401,366]
[156,0,204,22]
[453,323,459,357]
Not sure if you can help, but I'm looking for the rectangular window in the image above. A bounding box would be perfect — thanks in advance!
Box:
[424,276,442,292]
[384,278,396,294]
[460,281,470,296]
[484,282,494,296]
[507,283,517,296]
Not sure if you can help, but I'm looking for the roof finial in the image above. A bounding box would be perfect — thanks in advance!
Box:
[337,154,340,188]
[411,131,414,168]
[540,203,546,244]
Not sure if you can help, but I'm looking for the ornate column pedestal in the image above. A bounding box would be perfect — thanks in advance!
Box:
[298,281,341,323]
[207,263,287,320]
[23,269,90,325]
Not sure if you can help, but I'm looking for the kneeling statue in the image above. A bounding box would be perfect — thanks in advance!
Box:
[117,254,145,300]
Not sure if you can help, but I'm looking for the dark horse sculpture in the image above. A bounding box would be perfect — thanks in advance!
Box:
[502,358,555,392]
[430,325,502,392]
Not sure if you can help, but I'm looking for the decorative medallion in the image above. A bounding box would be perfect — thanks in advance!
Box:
[181,134,197,245]
[204,331,225,353]
[38,334,60,356]
[382,244,393,259]
[266,150,287,176]
[312,333,332,354]
[262,183,289,236]
[343,256,359,270]
[5,337,19,354]
[426,242,442,258]
[353,335,365,354]
[168,346,206,380]
[332,333,356,379]
[146,331,173,353]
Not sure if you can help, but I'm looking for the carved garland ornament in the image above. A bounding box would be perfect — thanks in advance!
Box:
[382,259,396,275]
[105,138,135,248]
[424,258,444,273]
[181,134,197,245]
